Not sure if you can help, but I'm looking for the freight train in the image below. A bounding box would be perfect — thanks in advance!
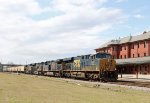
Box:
[23,53,118,82]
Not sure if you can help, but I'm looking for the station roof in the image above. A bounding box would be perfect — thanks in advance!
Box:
[116,56,150,65]
[96,31,150,49]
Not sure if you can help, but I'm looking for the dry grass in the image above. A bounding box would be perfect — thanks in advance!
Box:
[0,73,150,103]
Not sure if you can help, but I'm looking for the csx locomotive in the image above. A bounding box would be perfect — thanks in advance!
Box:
[24,53,118,82]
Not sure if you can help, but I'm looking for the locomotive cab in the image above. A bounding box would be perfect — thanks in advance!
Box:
[93,53,117,82]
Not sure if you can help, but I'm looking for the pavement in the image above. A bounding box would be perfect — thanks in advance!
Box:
[118,74,150,82]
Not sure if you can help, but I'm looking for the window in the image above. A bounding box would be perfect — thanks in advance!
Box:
[132,44,134,49]
[87,55,89,59]
[133,54,134,58]
[124,46,126,50]
[144,41,146,48]
[120,46,122,51]
[124,55,126,59]
[137,43,140,48]
[138,53,140,57]
[120,55,122,59]
[85,56,87,59]
[113,47,116,51]
[144,53,146,56]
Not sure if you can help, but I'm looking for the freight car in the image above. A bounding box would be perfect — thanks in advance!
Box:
[24,53,118,82]
[4,66,25,73]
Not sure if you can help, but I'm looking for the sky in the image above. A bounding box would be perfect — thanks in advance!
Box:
[0,0,150,64]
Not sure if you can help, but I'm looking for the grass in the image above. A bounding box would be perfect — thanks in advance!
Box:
[0,73,150,103]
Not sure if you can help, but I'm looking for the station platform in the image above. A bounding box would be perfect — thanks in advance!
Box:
[118,74,150,82]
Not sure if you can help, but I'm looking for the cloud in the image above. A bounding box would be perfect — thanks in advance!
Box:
[0,0,44,15]
[134,14,144,19]
[0,0,126,64]
[116,0,128,3]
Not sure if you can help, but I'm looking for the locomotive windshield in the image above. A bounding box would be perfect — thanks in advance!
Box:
[95,53,111,59]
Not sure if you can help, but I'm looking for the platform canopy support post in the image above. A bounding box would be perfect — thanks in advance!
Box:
[136,64,138,79]
[121,66,123,78]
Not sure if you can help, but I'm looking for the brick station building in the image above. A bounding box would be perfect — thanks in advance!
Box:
[95,31,150,75]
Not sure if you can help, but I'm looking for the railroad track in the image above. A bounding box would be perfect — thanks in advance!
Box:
[6,72,150,89]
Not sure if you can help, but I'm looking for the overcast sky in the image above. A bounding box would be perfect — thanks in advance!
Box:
[0,0,150,64]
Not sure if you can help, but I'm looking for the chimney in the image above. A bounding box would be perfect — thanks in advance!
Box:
[143,31,147,34]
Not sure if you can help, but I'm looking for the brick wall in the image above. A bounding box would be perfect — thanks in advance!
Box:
[119,44,129,59]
